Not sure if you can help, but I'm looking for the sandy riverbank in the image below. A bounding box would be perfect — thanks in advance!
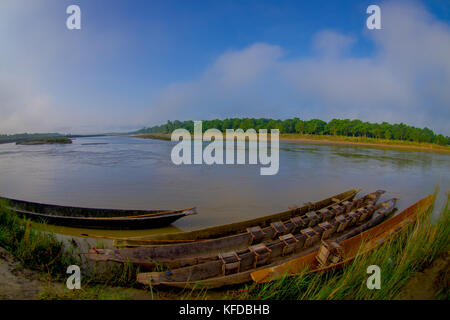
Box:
[134,133,450,154]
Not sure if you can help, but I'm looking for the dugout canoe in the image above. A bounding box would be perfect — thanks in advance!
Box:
[113,189,360,246]
[135,198,397,289]
[88,190,383,269]
[0,196,197,230]
[88,190,384,270]
[250,195,434,283]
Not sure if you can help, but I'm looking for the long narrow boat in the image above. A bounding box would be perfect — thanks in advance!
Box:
[135,197,397,289]
[0,196,197,230]
[250,195,434,284]
[88,190,382,269]
[112,189,360,246]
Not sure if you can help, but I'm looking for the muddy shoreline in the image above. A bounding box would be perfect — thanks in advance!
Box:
[1,244,447,300]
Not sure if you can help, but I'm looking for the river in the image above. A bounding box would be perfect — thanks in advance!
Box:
[0,136,448,237]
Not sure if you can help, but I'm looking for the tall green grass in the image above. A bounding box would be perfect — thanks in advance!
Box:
[228,192,449,300]
[0,199,143,299]
[0,199,78,279]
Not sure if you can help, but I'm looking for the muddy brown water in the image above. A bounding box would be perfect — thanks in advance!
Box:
[0,135,448,239]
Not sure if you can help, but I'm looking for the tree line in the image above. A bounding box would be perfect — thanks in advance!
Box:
[0,133,62,144]
[136,118,450,146]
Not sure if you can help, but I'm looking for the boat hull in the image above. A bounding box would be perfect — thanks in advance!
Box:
[250,195,433,283]
[136,197,397,289]
[1,197,196,230]
[115,189,360,245]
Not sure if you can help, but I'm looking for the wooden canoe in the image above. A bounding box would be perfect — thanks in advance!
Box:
[113,189,360,246]
[88,190,380,268]
[0,196,197,230]
[135,198,397,289]
[250,195,434,283]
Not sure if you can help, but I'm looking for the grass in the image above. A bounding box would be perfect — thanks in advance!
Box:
[280,133,450,152]
[0,199,142,299]
[134,133,171,141]
[226,191,449,300]
[0,199,78,280]
[39,283,135,300]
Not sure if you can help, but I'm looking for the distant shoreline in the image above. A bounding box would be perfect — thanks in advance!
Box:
[15,137,72,145]
[133,133,450,154]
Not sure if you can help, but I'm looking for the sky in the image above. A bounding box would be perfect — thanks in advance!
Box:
[0,0,449,135]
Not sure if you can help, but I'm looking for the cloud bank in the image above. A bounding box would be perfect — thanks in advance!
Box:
[148,1,450,135]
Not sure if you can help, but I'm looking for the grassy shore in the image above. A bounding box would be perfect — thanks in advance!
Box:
[279,133,450,153]
[0,193,448,300]
[133,133,172,141]
[0,200,141,299]
[0,199,77,279]
[134,133,450,153]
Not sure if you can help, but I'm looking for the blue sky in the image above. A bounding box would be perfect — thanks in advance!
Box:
[1,0,449,134]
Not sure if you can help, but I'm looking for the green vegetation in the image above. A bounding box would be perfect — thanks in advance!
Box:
[136,133,171,141]
[16,137,72,145]
[137,118,450,146]
[0,200,140,293]
[39,284,135,300]
[0,133,62,144]
[279,133,450,152]
[0,199,77,279]
[1,194,448,300]
[226,191,449,300]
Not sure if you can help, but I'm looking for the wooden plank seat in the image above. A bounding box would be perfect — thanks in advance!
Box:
[219,252,241,275]
[290,215,308,231]
[331,204,344,216]
[279,233,299,256]
[341,200,354,213]
[249,243,272,267]
[335,214,351,232]
[318,221,336,240]
[247,226,266,244]
[301,227,320,247]
[270,221,288,238]
[318,208,334,221]
[306,212,320,226]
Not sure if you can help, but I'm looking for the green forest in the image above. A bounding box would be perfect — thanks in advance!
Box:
[0,133,62,144]
[136,118,450,146]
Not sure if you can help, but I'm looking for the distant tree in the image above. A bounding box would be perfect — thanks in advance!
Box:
[135,118,449,146]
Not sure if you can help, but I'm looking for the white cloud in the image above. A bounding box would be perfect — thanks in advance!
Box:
[312,30,356,58]
[147,1,450,135]
[0,1,449,135]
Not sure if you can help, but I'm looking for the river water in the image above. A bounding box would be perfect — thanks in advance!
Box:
[0,136,448,237]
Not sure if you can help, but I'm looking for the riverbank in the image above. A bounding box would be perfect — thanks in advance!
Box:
[0,190,448,300]
[134,133,450,153]
[279,134,450,153]
[1,247,448,300]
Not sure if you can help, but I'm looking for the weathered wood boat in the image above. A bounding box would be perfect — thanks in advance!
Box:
[135,197,397,289]
[250,195,434,284]
[0,196,197,230]
[88,190,379,268]
[112,189,360,246]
